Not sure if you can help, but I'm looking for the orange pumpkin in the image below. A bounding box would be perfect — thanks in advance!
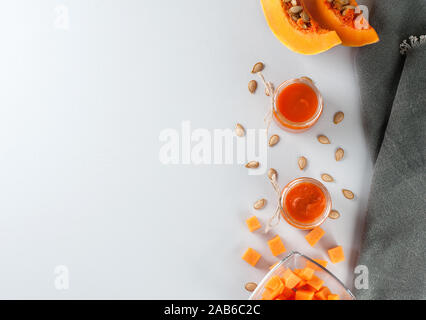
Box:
[303,0,379,47]
[260,0,341,55]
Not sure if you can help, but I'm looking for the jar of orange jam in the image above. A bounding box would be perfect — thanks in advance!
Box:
[273,77,323,132]
[280,177,331,230]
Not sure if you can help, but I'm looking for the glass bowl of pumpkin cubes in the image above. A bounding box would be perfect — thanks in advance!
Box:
[249,251,355,300]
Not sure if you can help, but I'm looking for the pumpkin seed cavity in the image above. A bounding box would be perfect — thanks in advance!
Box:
[328,0,364,22]
[282,0,312,30]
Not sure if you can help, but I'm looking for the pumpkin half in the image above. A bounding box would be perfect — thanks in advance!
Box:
[304,0,379,47]
[260,0,341,55]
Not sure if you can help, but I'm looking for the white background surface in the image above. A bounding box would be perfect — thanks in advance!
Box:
[0,0,373,299]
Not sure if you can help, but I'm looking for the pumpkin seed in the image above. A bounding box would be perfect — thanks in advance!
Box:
[291,0,298,6]
[248,80,257,94]
[289,6,303,14]
[268,168,277,180]
[329,210,340,219]
[246,161,259,169]
[343,5,356,10]
[291,14,299,22]
[235,123,245,137]
[298,156,307,170]
[342,8,350,16]
[317,135,330,144]
[245,282,257,292]
[300,11,310,23]
[334,3,342,10]
[321,173,334,182]
[254,198,266,210]
[268,134,280,147]
[335,148,344,161]
[342,189,355,199]
[251,62,264,74]
[333,111,344,124]
[336,0,349,5]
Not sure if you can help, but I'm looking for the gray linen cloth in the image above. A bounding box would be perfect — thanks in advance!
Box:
[355,0,426,299]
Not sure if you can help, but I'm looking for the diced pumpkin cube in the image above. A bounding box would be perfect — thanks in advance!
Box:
[261,288,275,300]
[267,235,286,256]
[328,294,340,300]
[295,280,307,289]
[292,269,306,288]
[242,248,261,266]
[276,286,295,300]
[314,259,328,268]
[298,267,315,281]
[314,286,331,300]
[307,274,325,291]
[265,275,283,290]
[265,275,284,298]
[293,268,302,275]
[281,268,301,289]
[306,258,328,271]
[295,288,315,300]
[296,283,316,292]
[328,246,345,264]
[246,216,261,232]
[305,226,325,247]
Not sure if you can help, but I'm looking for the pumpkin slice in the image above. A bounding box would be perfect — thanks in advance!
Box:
[260,0,341,55]
[304,0,379,47]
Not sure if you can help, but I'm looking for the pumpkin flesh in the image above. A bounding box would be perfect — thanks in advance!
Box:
[304,0,379,47]
[260,0,341,55]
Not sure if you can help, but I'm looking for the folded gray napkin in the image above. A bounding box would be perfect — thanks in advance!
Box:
[355,0,426,299]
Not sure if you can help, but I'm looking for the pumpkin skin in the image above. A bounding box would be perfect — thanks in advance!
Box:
[304,0,379,47]
[260,0,341,55]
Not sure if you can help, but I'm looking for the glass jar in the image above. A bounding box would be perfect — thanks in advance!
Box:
[280,177,331,230]
[273,77,323,132]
